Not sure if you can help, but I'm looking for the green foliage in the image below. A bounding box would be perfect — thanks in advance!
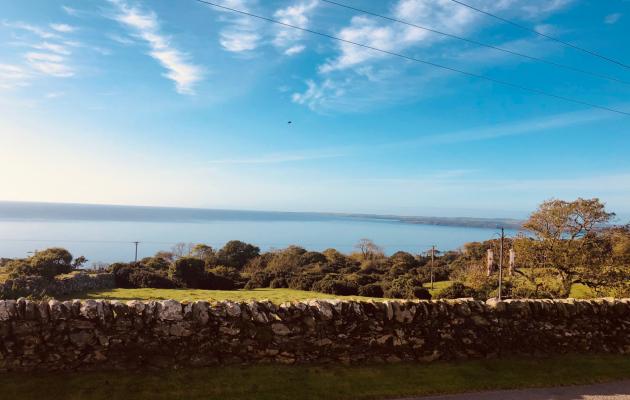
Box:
[384,275,423,299]
[169,257,206,287]
[311,275,358,296]
[436,283,479,299]
[358,283,384,298]
[7,248,76,279]
[217,240,260,270]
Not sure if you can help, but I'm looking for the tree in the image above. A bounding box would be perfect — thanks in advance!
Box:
[169,257,205,287]
[354,239,384,260]
[217,240,260,270]
[8,247,76,279]
[520,198,616,295]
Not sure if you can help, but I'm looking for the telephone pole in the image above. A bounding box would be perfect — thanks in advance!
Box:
[133,241,139,263]
[498,227,504,301]
[430,245,435,290]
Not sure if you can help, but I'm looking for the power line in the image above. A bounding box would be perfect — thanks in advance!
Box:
[445,0,630,70]
[193,0,630,117]
[320,0,629,85]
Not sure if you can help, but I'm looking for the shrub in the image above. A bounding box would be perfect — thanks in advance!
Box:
[198,272,236,290]
[129,269,177,289]
[385,276,423,299]
[8,248,75,279]
[217,240,260,270]
[358,283,384,298]
[288,274,322,291]
[412,286,432,300]
[169,257,205,287]
[244,271,272,289]
[436,282,479,299]
[269,277,288,288]
[312,275,358,296]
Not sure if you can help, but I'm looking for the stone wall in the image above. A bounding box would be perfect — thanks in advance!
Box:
[0,273,115,300]
[0,298,629,372]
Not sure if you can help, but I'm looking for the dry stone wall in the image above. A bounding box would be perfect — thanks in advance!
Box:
[1,298,629,372]
[0,273,114,299]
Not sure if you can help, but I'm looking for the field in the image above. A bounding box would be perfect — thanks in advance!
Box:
[1,354,629,400]
[73,287,387,303]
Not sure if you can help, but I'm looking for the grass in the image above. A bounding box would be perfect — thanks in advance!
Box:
[570,283,597,299]
[1,354,629,400]
[423,280,453,297]
[71,288,385,303]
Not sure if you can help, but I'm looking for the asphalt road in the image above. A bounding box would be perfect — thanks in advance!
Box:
[398,380,630,400]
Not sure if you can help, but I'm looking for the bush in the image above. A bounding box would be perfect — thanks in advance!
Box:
[288,274,322,291]
[217,240,260,270]
[129,269,177,289]
[198,272,236,290]
[358,283,384,298]
[269,277,288,288]
[385,276,423,299]
[436,282,479,299]
[169,257,205,287]
[412,286,432,300]
[312,275,358,296]
[8,248,75,279]
[244,271,272,289]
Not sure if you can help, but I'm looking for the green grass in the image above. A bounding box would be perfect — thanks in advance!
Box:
[72,288,384,303]
[423,280,453,297]
[570,283,597,299]
[1,354,629,400]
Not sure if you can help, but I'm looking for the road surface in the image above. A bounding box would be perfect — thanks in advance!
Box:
[398,380,630,400]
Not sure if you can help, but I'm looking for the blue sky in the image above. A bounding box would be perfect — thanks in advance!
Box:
[0,0,629,219]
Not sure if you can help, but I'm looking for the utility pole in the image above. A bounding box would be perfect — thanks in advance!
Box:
[498,227,504,301]
[133,241,139,263]
[430,245,435,290]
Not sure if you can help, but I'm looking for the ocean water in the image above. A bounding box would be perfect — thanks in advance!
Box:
[0,202,517,264]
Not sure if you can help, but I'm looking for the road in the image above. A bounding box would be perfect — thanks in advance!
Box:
[398,380,630,400]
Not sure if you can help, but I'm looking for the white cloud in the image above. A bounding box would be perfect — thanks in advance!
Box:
[33,42,72,55]
[285,44,306,55]
[108,0,204,94]
[214,0,262,53]
[62,6,81,17]
[25,52,74,77]
[299,0,574,111]
[50,23,76,33]
[605,13,622,24]
[0,64,31,89]
[3,21,58,39]
[273,0,318,53]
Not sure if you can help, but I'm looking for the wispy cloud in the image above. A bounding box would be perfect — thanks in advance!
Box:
[25,52,74,77]
[206,149,344,165]
[293,0,574,112]
[3,21,59,39]
[604,13,622,24]
[392,107,621,148]
[50,23,76,33]
[0,64,31,89]
[215,0,262,53]
[108,0,204,94]
[62,6,81,17]
[273,0,319,55]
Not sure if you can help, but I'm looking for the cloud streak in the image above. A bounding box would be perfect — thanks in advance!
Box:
[108,0,204,94]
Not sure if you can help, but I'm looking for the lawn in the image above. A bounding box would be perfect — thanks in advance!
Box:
[423,280,453,297]
[1,354,629,400]
[570,283,597,299]
[72,288,384,303]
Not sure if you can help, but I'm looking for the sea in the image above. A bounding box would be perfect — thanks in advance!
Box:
[0,202,519,265]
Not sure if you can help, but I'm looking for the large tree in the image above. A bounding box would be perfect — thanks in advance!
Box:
[520,198,616,295]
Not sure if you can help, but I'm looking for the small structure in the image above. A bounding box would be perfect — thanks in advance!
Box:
[486,249,494,276]
[509,248,516,276]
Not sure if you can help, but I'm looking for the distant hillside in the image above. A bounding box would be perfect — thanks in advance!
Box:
[341,213,523,230]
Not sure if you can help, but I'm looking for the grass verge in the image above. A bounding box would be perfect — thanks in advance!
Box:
[1,354,629,400]
[70,287,384,303]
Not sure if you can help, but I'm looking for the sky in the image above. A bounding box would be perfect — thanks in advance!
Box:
[0,0,629,220]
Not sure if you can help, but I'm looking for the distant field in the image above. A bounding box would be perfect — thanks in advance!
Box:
[424,280,453,296]
[2,354,629,400]
[72,288,385,303]
[569,283,597,299]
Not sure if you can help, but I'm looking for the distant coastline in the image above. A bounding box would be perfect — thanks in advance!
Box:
[0,201,523,230]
